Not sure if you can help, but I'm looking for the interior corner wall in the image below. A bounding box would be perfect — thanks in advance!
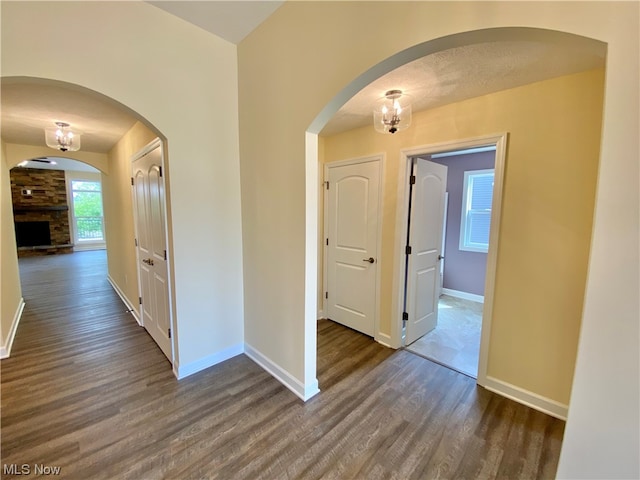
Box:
[0,139,23,353]
[2,0,244,373]
[322,70,605,406]
[103,122,156,310]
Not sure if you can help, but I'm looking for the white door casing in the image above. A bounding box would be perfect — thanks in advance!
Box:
[132,139,172,361]
[325,158,382,337]
[405,158,448,345]
[440,192,449,296]
[392,133,508,387]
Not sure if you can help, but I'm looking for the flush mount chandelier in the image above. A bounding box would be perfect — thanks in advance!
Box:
[45,122,81,152]
[373,89,412,134]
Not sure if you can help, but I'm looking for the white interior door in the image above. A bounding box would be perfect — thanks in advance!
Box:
[326,159,381,337]
[132,141,172,360]
[405,158,448,345]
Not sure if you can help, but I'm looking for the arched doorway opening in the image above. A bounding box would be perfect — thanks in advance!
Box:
[305,27,606,416]
[1,77,176,366]
[10,156,107,255]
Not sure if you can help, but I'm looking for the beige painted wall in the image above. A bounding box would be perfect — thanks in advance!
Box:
[103,122,156,310]
[239,2,638,476]
[2,1,245,370]
[1,1,636,476]
[322,69,604,405]
[0,140,23,352]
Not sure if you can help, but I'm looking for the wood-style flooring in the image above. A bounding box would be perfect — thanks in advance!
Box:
[1,251,565,479]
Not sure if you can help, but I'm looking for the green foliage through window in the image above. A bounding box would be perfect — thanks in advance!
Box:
[71,180,104,241]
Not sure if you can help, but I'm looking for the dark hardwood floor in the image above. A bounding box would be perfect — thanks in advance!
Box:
[1,251,564,479]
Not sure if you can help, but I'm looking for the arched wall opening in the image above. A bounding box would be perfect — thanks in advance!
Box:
[304,27,607,414]
[2,0,246,386]
[9,155,108,253]
[1,76,175,362]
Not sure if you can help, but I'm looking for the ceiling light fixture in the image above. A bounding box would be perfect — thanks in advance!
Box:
[373,89,412,134]
[45,122,81,152]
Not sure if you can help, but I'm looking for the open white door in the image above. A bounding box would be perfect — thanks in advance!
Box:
[132,140,172,361]
[405,158,447,345]
[326,159,381,337]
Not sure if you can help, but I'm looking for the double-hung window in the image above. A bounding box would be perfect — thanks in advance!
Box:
[459,169,494,253]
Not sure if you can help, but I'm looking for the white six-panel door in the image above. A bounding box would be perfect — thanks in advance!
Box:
[405,159,448,345]
[326,159,381,337]
[132,141,172,360]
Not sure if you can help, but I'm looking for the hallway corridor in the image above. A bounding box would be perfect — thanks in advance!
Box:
[1,251,564,479]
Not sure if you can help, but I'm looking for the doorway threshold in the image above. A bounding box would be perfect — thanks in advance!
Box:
[403,347,476,379]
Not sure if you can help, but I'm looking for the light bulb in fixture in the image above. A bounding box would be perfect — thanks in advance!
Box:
[45,122,81,152]
[373,89,412,134]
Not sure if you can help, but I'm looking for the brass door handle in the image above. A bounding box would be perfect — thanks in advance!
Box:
[362,257,375,264]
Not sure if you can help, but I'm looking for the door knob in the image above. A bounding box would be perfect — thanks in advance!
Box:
[438,255,444,261]
[362,257,375,264]
[143,258,154,266]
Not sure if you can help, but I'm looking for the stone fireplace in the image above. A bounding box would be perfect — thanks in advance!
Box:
[11,167,73,257]
[15,220,52,247]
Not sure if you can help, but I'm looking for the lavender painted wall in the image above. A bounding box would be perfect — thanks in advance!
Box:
[428,150,495,297]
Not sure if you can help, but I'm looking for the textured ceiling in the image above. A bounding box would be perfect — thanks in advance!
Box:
[321,40,605,136]
[0,6,606,161]
[1,81,138,154]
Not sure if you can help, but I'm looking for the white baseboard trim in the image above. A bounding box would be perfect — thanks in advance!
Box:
[483,376,568,420]
[442,288,484,304]
[107,275,141,326]
[317,309,325,320]
[1,297,25,359]
[375,332,393,348]
[174,343,244,380]
[244,342,320,401]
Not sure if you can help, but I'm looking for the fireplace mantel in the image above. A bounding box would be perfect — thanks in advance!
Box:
[14,205,69,212]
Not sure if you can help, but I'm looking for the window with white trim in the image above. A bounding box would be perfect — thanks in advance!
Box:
[459,169,494,253]
[70,179,104,243]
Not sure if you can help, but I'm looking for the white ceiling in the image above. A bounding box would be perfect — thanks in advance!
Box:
[0,3,606,166]
[149,1,285,44]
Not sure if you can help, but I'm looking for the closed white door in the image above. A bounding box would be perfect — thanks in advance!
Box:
[405,158,448,345]
[326,159,381,337]
[132,142,172,360]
